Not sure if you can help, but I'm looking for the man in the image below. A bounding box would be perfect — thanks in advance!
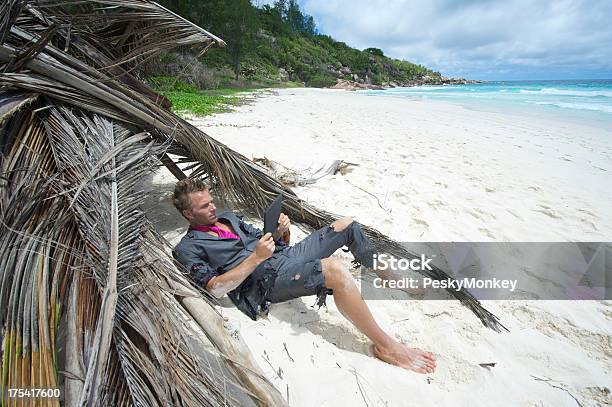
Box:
[172,178,436,374]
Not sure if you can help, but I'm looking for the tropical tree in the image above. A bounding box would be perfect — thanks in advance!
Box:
[218,0,261,79]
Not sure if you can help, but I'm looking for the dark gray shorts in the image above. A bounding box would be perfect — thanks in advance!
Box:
[264,222,374,307]
[265,256,329,304]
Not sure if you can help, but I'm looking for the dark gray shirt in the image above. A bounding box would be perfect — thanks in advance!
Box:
[173,211,285,288]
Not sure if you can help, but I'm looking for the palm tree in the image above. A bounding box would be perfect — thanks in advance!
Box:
[0,1,505,406]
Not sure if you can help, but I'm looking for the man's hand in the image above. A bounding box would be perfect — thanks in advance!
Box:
[255,233,275,262]
[206,233,275,298]
[275,213,291,235]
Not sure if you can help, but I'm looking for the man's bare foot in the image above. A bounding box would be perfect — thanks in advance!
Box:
[372,343,437,374]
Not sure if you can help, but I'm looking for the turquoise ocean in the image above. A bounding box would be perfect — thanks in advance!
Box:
[362,79,612,129]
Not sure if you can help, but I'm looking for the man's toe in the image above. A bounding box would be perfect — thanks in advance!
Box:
[416,366,430,374]
[422,351,436,362]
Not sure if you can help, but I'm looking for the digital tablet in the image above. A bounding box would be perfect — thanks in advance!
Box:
[263,194,283,235]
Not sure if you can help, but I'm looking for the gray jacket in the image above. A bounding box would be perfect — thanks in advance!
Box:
[173,211,284,319]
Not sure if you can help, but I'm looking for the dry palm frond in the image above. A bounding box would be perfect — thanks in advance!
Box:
[1,1,506,406]
[1,2,278,406]
[1,98,259,405]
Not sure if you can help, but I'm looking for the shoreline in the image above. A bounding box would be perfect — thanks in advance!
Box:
[354,85,612,133]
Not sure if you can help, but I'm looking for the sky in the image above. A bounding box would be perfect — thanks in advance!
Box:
[256,0,612,80]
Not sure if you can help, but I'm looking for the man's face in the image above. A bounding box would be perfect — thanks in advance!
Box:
[183,190,217,225]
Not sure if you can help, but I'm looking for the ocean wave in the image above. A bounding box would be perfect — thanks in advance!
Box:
[526,100,612,113]
[519,87,612,97]
[390,86,450,92]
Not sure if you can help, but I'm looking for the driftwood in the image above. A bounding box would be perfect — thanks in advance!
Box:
[253,156,358,187]
[63,273,83,406]
[253,157,392,213]
[169,279,288,407]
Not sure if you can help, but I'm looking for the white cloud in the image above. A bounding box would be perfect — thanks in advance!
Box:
[298,0,612,79]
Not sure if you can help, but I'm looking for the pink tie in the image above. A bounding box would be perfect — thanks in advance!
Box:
[190,224,241,240]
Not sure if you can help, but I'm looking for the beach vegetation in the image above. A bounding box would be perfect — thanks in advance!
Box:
[147,76,248,116]
[306,73,338,88]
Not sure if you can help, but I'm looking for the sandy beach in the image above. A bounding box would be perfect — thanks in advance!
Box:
[148,88,611,406]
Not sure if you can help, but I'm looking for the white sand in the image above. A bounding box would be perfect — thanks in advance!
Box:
[149,89,611,406]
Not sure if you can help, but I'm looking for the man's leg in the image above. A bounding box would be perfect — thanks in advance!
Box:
[331,219,425,294]
[284,217,375,266]
[321,257,436,374]
[283,217,360,259]
[287,218,423,294]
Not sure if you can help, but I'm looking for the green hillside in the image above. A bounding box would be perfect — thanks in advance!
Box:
[151,1,442,89]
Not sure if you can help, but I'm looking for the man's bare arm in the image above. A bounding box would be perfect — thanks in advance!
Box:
[205,233,275,298]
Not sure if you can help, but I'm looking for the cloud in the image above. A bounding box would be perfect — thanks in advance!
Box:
[297,0,612,79]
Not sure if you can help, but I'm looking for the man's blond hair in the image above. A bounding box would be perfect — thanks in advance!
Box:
[173,178,208,213]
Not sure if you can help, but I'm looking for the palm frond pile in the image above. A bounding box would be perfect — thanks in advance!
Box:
[0,1,279,406]
[1,1,506,405]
